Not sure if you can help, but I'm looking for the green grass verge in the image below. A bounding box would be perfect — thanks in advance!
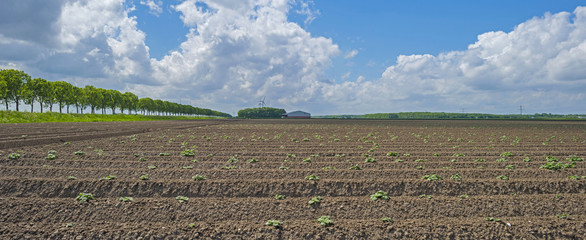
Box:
[0,111,223,124]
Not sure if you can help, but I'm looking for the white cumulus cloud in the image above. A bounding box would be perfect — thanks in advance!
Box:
[344,49,358,59]
[140,0,163,16]
[315,7,586,114]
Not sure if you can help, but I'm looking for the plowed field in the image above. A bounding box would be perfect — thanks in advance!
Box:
[1,119,585,239]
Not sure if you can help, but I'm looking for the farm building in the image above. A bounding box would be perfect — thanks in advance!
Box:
[282,111,311,119]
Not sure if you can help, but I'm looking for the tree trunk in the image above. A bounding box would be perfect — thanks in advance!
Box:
[49,103,53,112]
[30,101,34,113]
[67,105,70,114]
[59,103,62,114]
[15,99,19,111]
[40,102,43,113]
[5,102,8,111]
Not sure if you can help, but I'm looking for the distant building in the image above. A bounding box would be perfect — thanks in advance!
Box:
[282,111,311,119]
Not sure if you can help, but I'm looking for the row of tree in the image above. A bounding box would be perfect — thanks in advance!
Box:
[0,69,231,117]
[237,107,286,118]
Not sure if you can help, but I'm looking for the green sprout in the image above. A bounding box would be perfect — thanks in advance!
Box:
[265,220,283,227]
[317,216,333,226]
[308,196,323,205]
[370,190,390,201]
[192,174,207,181]
[119,197,134,202]
[76,193,94,202]
[176,196,189,203]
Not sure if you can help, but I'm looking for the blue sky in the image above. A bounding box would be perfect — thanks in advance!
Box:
[1,0,586,115]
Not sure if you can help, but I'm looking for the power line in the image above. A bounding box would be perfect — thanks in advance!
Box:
[519,105,524,115]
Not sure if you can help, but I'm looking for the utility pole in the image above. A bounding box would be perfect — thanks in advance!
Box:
[519,105,524,115]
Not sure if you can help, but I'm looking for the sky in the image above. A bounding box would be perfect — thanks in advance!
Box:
[1,0,585,116]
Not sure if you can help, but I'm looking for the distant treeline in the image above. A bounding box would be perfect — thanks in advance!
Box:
[238,107,286,118]
[0,69,231,117]
[317,112,586,120]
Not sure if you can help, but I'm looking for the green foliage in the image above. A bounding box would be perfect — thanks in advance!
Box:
[76,193,94,202]
[175,196,189,203]
[138,157,148,162]
[365,157,377,163]
[192,174,207,181]
[450,174,462,181]
[418,194,433,199]
[99,175,117,181]
[500,152,514,157]
[556,213,568,219]
[221,165,237,170]
[475,158,486,162]
[265,220,283,227]
[139,174,149,180]
[65,176,77,180]
[370,190,390,201]
[8,153,21,160]
[279,166,290,170]
[422,174,443,181]
[181,149,195,157]
[381,217,394,223]
[74,150,85,156]
[46,153,57,160]
[248,158,259,163]
[226,155,238,163]
[148,165,157,169]
[308,196,322,205]
[496,175,509,181]
[540,161,575,171]
[237,107,286,119]
[387,152,399,157]
[317,216,333,226]
[274,194,286,200]
[322,166,336,170]
[349,165,362,170]
[159,152,171,156]
[119,197,134,202]
[459,194,469,199]
[305,174,320,181]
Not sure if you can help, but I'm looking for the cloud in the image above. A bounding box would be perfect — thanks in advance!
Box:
[344,49,358,59]
[1,2,585,115]
[341,72,351,81]
[145,0,339,111]
[294,0,320,26]
[313,7,586,114]
[140,0,163,16]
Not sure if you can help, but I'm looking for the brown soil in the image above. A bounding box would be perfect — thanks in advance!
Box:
[0,119,585,239]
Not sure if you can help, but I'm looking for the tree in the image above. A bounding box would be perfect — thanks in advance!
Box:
[0,69,30,111]
[25,78,50,113]
[0,78,7,109]
[71,86,84,113]
[77,86,90,114]
[139,97,154,115]
[121,92,138,114]
[154,99,163,115]
[84,85,102,114]
[53,81,73,114]
[106,89,122,114]
[237,107,286,118]
[42,81,56,112]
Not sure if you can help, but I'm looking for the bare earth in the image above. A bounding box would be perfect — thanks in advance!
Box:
[0,119,585,239]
